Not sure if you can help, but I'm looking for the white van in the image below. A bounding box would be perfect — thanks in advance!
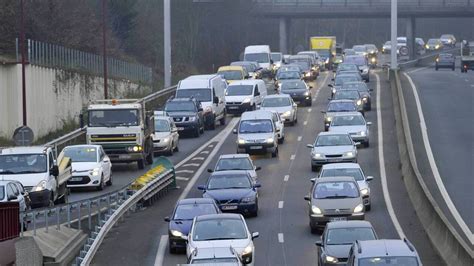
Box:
[233,110,279,157]
[244,45,274,77]
[225,79,267,115]
[176,74,227,130]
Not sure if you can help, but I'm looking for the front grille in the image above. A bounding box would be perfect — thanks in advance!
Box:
[338,258,348,263]
[90,134,137,143]
[24,186,33,192]
[326,154,342,158]
[218,199,240,204]
[103,147,129,154]
[227,102,242,105]
[324,208,352,215]
[67,176,91,185]
[153,139,161,143]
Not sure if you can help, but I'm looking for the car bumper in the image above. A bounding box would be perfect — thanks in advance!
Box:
[67,174,101,188]
[169,234,187,249]
[289,95,311,104]
[226,102,253,114]
[436,63,455,68]
[349,135,369,143]
[107,152,143,163]
[29,189,51,208]
[175,122,200,133]
[153,141,172,152]
[311,157,357,166]
[237,143,276,154]
[218,203,258,215]
[310,213,365,228]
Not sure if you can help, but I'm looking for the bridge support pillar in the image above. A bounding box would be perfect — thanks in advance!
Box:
[279,17,289,54]
[406,17,416,60]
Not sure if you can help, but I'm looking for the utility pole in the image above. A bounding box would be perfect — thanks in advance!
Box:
[390,0,398,70]
[164,0,171,87]
[20,0,27,126]
[102,0,108,99]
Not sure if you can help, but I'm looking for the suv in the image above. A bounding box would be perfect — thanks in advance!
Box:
[348,239,422,266]
[164,98,204,138]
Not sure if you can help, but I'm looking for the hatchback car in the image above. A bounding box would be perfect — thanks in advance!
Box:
[186,214,259,265]
[304,176,365,233]
[426,38,443,51]
[329,73,363,97]
[348,239,422,266]
[198,171,261,216]
[316,221,377,265]
[152,112,179,155]
[279,80,312,106]
[218,65,249,84]
[260,94,298,125]
[435,53,455,71]
[307,132,359,171]
[231,61,261,79]
[343,55,370,82]
[322,100,359,131]
[333,90,364,114]
[341,82,372,111]
[274,71,302,90]
[318,163,373,210]
[329,112,371,147]
[208,154,261,181]
[164,198,220,253]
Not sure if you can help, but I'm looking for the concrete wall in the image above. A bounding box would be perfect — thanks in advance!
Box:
[0,64,150,141]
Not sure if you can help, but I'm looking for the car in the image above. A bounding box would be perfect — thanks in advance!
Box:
[279,80,312,106]
[333,55,343,69]
[0,180,29,213]
[315,221,378,265]
[62,145,112,190]
[234,110,279,157]
[329,112,371,147]
[198,171,261,216]
[306,132,359,171]
[188,247,243,265]
[274,70,302,90]
[164,97,205,137]
[208,154,261,181]
[152,112,179,155]
[343,49,356,57]
[164,198,221,253]
[243,45,273,78]
[333,90,364,114]
[218,65,249,84]
[259,94,298,125]
[304,176,365,233]
[348,239,423,266]
[435,53,455,71]
[287,55,314,81]
[225,79,267,115]
[425,38,443,51]
[415,38,426,55]
[318,163,374,210]
[341,81,372,111]
[271,52,284,70]
[297,51,322,76]
[364,44,378,56]
[342,55,370,82]
[186,214,259,265]
[276,64,303,76]
[230,61,262,79]
[381,41,393,54]
[334,63,360,77]
[329,73,363,99]
[270,111,285,144]
[440,34,456,47]
[352,45,368,57]
[322,100,359,131]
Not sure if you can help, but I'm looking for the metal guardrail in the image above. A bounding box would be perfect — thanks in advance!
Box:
[253,0,472,7]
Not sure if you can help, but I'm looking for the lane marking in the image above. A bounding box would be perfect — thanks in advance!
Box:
[375,73,406,239]
[284,175,289,182]
[191,157,205,161]
[403,72,474,242]
[407,66,429,74]
[176,176,190,181]
[278,233,284,243]
[182,163,200,167]
[297,136,302,142]
[278,201,284,209]
[200,150,210,155]
[153,235,168,266]
[307,108,312,113]
[208,144,214,148]
[175,169,194,174]
[303,121,308,126]
[290,154,296,160]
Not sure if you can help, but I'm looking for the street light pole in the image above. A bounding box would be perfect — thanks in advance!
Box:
[164,0,171,87]
[390,0,398,70]
[20,0,27,126]
[102,0,108,99]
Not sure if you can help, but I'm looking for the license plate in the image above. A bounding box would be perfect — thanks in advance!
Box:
[177,127,185,131]
[330,158,343,162]
[229,106,239,109]
[221,205,238,210]
[249,146,263,150]
[330,217,347,221]
[70,177,82,182]
[119,155,131,159]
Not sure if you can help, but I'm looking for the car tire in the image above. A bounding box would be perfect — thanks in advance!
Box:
[307,100,312,107]
[251,201,259,217]
[271,147,278,158]
[137,159,145,170]
[311,165,318,172]
[97,175,105,191]
[106,172,113,186]
[167,143,174,156]
[146,150,154,165]
[169,244,177,254]
[366,204,371,211]
[310,224,319,234]
[174,143,179,152]
[278,136,284,144]
[220,113,226,126]
[364,140,370,148]
[193,128,200,138]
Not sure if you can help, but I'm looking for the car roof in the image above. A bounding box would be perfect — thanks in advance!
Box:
[195,213,242,221]
[63,144,102,150]
[326,220,373,229]
[315,176,356,183]
[178,198,216,205]
[329,99,356,104]
[228,80,264,86]
[356,239,418,257]
[210,170,250,177]
[219,154,251,159]
[317,131,351,137]
[264,94,291,99]
[241,110,273,120]
[0,146,48,155]
[332,112,364,117]
[322,163,361,170]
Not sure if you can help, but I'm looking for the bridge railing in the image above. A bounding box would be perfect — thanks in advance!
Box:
[254,0,471,8]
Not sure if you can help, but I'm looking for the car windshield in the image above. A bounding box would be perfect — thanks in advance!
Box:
[176,89,211,102]
[332,115,365,126]
[335,76,360,85]
[314,181,359,198]
[289,60,310,71]
[439,54,453,59]
[63,147,98,163]
[216,158,253,171]
[344,50,355,55]
[343,56,366,66]
[338,64,359,72]
[384,41,391,45]
[0,186,5,200]
[226,85,253,96]
[207,174,251,190]
[165,101,196,112]
[365,45,377,50]
[326,228,376,245]
[219,70,243,80]
[154,119,171,132]
[0,154,47,174]
[192,218,247,241]
[299,52,315,59]
[328,102,357,112]
[334,90,360,100]
[321,168,365,181]
[89,109,139,127]
[192,258,239,263]
[342,82,368,92]
[427,39,438,44]
[271,53,282,61]
[279,66,301,73]
[353,46,366,52]
[231,62,257,72]
[281,81,306,90]
[244,53,269,63]
[440,34,452,39]
[173,203,218,220]
[315,134,353,146]
[239,119,273,133]
[359,257,419,266]
[277,71,300,80]
[262,97,291,107]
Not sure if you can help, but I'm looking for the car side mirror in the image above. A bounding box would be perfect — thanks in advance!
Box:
[270,59,274,64]
[306,144,314,148]
[255,166,261,171]
[207,169,214,173]
[8,194,18,201]
[213,96,219,104]
[171,128,178,133]
[293,103,297,108]
[320,110,326,114]
[197,185,206,191]
[327,97,332,101]
[366,176,374,181]
[50,165,59,177]
[310,178,316,183]
[255,91,260,96]
[245,75,250,79]
[328,84,333,88]
[315,240,323,247]
[366,122,372,126]
[164,216,170,222]
[355,142,361,147]
[232,129,238,134]
[304,195,311,201]
[252,232,260,239]
[369,88,374,91]
[198,107,203,112]
[254,183,262,188]
[103,158,110,163]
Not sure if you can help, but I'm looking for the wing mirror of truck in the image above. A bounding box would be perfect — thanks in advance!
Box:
[198,107,203,112]
[50,165,59,177]
[213,96,219,104]
[79,113,85,128]
[8,194,18,201]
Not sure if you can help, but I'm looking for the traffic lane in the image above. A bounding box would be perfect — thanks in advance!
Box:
[402,67,473,231]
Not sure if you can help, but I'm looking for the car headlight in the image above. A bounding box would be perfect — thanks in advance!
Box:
[242,97,251,103]
[361,188,369,196]
[277,82,282,87]
[305,72,311,77]
[170,230,183,237]
[356,100,362,106]
[127,145,143,152]
[325,59,329,64]
[188,116,197,122]
[311,205,322,214]
[362,68,369,74]
[242,244,253,256]
[89,167,100,176]
[266,137,274,144]
[344,151,354,157]
[325,116,332,122]
[282,111,291,117]
[312,153,322,158]
[425,44,429,49]
[238,138,246,144]
[332,88,336,94]
[353,204,364,213]
[162,137,170,143]
[371,57,376,63]
[363,97,368,102]
[241,197,255,203]
[435,45,440,49]
[360,131,366,136]
[32,180,47,192]
[304,91,310,96]
[204,106,212,113]
[325,255,338,263]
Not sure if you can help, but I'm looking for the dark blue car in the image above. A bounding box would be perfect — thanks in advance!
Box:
[198,170,261,217]
[164,198,220,253]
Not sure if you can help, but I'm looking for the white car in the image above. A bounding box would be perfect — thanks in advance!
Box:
[259,94,298,126]
[186,213,259,265]
[61,145,112,190]
[307,132,359,171]
[209,154,261,181]
[0,180,29,212]
[270,111,285,143]
[153,112,179,155]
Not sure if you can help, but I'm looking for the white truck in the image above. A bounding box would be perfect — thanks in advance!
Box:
[0,146,71,208]
[85,99,154,170]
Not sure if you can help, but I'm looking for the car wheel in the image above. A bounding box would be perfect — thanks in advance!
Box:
[137,159,145,170]
[146,150,154,165]
[220,113,226,126]
[169,243,177,254]
[364,140,370,148]
[311,165,318,172]
[194,128,200,138]
[97,175,105,191]
[278,136,284,144]
[271,147,278,158]
[167,143,174,156]
[310,224,319,234]
[365,204,371,211]
[307,100,312,107]
[174,142,179,152]
[106,172,113,186]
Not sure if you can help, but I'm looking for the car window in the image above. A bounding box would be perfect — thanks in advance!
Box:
[313,181,359,199]
[254,85,259,96]
[155,119,171,132]
[334,90,360,100]
[326,228,376,245]
[328,102,357,112]
[321,168,365,181]
[173,203,218,220]
[262,97,291,107]
[49,152,54,168]
[207,174,252,190]
[332,115,365,126]
[10,183,19,196]
[6,184,15,199]
[315,134,353,146]
[358,256,419,265]
[216,158,253,171]
[0,186,5,200]
[63,146,98,163]
[226,85,253,96]
[193,218,247,241]
[239,119,273,133]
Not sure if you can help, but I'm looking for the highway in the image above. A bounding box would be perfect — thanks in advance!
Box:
[90,70,444,265]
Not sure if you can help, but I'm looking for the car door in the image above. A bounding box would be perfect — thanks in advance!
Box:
[7,183,26,211]
[99,147,111,178]
[170,120,179,146]
[48,152,58,196]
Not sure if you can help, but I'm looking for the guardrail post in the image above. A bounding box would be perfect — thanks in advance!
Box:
[56,207,60,230]
[45,210,48,233]
[97,199,101,225]
[67,204,71,228]
[78,204,81,230]
[88,201,92,230]
[33,212,36,236]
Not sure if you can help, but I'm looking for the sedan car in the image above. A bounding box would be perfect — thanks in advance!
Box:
[198,171,261,216]
[440,34,456,47]
[316,221,377,265]
[304,176,365,233]
[274,70,302,90]
[425,38,443,51]
[208,154,261,181]
[280,80,312,106]
[288,55,314,80]
[164,198,220,253]
[260,94,298,125]
[322,100,359,131]
[329,113,371,147]
[333,90,364,114]
[318,163,374,210]
[186,213,259,265]
[152,112,179,155]
[306,132,359,171]
[343,55,370,82]
[62,145,112,190]
[435,53,455,71]
[329,73,363,97]
[341,81,372,111]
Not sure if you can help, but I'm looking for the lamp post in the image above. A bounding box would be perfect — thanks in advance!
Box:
[390,0,398,70]
[20,0,27,125]
[102,0,108,99]
[164,0,171,87]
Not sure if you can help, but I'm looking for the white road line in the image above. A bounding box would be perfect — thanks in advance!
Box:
[175,176,190,181]
[297,136,302,142]
[307,108,312,113]
[278,233,284,243]
[208,144,214,148]
[182,163,200,167]
[375,73,406,239]
[303,121,308,125]
[407,66,429,74]
[403,72,474,243]
[153,235,168,266]
[278,201,284,209]
[290,154,296,160]
[191,157,205,161]
[284,175,289,182]
[200,150,210,154]
[175,169,194,174]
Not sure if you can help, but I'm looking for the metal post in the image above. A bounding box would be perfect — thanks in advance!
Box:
[56,207,60,230]
[102,0,109,99]
[406,17,414,60]
[390,0,398,70]
[20,0,27,126]
[88,201,92,230]
[164,0,171,87]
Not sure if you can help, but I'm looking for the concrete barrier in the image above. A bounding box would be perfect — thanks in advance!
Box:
[390,70,473,265]
[399,48,460,70]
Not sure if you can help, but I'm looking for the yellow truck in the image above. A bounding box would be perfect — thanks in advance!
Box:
[310,36,336,70]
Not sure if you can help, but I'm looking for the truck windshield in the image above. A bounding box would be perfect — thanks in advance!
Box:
[176,89,211,102]
[218,70,243,80]
[88,109,139,127]
[317,50,330,58]
[244,53,269,64]
[0,154,47,174]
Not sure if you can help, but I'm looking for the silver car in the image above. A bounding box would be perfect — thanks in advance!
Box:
[322,100,359,131]
[260,94,298,125]
[328,112,371,147]
[306,132,359,171]
[152,113,180,155]
[209,154,261,181]
[332,90,364,114]
[317,163,374,210]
